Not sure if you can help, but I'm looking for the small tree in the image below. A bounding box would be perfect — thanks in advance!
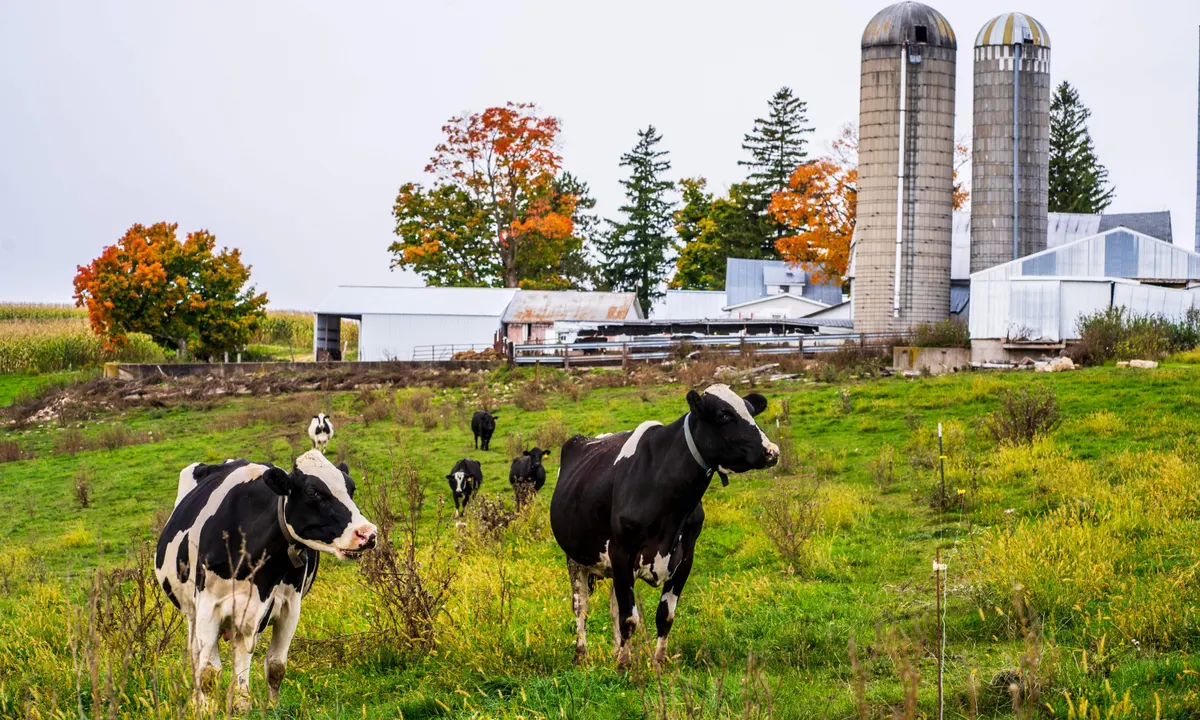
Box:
[599,126,676,315]
[1049,82,1115,214]
[671,179,776,290]
[740,87,815,231]
[73,223,267,359]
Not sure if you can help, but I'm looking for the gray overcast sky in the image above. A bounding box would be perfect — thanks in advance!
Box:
[2,1,1197,309]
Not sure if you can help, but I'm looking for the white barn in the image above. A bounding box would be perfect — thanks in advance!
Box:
[313,286,517,362]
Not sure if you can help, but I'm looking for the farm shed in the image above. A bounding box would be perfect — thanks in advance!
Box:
[501,291,642,344]
[725,258,844,307]
[722,293,830,320]
[313,286,517,362]
[969,228,1200,359]
[651,290,730,320]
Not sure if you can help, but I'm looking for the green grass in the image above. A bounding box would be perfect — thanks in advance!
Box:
[2,366,1200,717]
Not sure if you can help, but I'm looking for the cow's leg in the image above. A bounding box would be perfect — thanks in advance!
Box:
[192,596,223,703]
[265,591,301,705]
[609,552,638,668]
[568,558,591,663]
[654,507,704,666]
[453,493,461,517]
[230,627,257,713]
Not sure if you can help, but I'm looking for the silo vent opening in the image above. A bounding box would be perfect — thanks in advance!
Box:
[914,25,928,43]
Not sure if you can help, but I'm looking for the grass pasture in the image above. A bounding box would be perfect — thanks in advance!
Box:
[1,364,1199,718]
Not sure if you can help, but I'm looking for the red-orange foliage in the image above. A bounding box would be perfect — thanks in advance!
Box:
[421,103,573,287]
[73,223,266,358]
[768,159,857,285]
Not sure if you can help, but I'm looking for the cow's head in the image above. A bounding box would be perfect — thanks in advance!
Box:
[686,384,779,474]
[264,450,377,560]
[523,447,550,466]
[447,469,469,496]
[479,412,497,433]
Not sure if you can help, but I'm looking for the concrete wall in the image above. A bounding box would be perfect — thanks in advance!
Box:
[892,346,971,375]
[856,43,956,333]
[971,43,1051,272]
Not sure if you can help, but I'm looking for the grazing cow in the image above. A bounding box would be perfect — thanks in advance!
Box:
[308,413,333,452]
[471,410,498,451]
[509,447,550,506]
[446,458,483,516]
[155,450,377,709]
[550,384,778,667]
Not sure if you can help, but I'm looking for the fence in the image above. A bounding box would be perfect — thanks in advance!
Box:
[512,332,905,367]
[410,343,496,362]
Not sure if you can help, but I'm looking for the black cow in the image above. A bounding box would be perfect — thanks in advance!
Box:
[155,450,377,709]
[509,447,550,506]
[549,384,777,667]
[471,411,498,451]
[446,458,483,516]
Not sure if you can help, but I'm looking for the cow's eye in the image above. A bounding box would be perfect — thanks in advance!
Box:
[717,409,733,424]
[305,485,320,500]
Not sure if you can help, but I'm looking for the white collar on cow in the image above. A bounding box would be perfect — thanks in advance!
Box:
[276,497,309,568]
[683,413,730,487]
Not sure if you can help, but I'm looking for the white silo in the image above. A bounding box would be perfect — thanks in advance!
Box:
[971,13,1052,272]
[855,2,957,334]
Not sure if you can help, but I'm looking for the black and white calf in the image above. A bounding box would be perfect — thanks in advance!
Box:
[509,447,550,505]
[446,458,483,516]
[471,410,497,451]
[549,384,778,666]
[308,413,333,452]
[155,450,377,708]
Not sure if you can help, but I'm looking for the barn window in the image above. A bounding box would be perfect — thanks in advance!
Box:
[914,25,928,43]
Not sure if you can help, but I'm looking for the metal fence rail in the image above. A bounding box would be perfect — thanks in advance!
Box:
[411,343,495,362]
[512,332,905,366]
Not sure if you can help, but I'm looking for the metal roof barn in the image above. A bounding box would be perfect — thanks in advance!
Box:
[313,286,517,362]
[725,258,842,307]
[501,291,641,323]
[969,228,1200,343]
[650,290,730,320]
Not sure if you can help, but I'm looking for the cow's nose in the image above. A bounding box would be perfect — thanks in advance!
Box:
[765,443,780,464]
[355,526,378,549]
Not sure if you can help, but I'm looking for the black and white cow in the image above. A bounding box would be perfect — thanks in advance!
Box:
[155,450,377,708]
[509,447,550,506]
[308,413,333,452]
[549,384,777,667]
[446,458,483,516]
[471,410,498,451]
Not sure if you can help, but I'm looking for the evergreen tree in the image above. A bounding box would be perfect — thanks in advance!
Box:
[599,126,676,315]
[1049,81,1115,214]
[671,179,775,290]
[740,86,815,248]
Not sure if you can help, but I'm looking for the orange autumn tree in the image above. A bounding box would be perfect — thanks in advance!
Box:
[73,222,267,359]
[391,103,586,289]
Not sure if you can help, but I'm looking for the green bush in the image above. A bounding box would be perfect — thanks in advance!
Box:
[911,319,969,348]
[1071,306,1200,365]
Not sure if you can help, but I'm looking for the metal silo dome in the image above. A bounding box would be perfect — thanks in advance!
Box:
[975,12,1050,48]
[862,1,957,49]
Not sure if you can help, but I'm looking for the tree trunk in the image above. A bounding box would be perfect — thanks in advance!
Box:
[177,338,187,361]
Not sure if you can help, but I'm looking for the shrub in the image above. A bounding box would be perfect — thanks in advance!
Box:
[513,383,546,412]
[75,467,92,508]
[767,425,798,477]
[834,387,852,415]
[535,413,569,450]
[758,477,825,575]
[97,424,134,451]
[0,439,25,463]
[987,386,1061,446]
[55,428,87,456]
[912,318,970,348]
[869,444,898,491]
[358,459,457,653]
[462,496,519,548]
[1071,306,1200,365]
[359,391,390,426]
[505,431,526,461]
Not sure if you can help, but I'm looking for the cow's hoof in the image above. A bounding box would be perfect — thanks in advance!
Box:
[198,666,220,694]
[231,691,252,715]
[616,646,632,670]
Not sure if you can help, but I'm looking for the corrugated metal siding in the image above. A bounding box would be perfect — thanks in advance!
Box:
[316,286,516,317]
[653,291,729,320]
[501,291,640,323]
[359,314,500,362]
[1113,284,1197,320]
[725,258,842,306]
[1058,281,1113,338]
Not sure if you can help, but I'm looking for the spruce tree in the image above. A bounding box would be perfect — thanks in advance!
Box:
[740,87,815,248]
[1049,81,1115,214]
[599,126,676,316]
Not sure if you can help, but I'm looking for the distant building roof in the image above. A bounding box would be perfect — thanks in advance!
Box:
[975,12,1050,48]
[725,258,843,307]
[1098,212,1173,243]
[502,291,642,323]
[315,286,518,317]
[651,290,729,320]
[723,293,830,313]
[971,227,1200,283]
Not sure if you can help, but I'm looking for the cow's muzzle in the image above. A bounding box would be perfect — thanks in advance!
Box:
[763,442,780,468]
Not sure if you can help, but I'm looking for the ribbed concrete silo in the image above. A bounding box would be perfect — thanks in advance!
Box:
[856,2,957,334]
[971,13,1051,272]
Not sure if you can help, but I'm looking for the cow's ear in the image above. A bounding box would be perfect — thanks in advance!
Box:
[543,449,552,458]
[262,466,293,496]
[523,449,531,456]
[687,389,709,419]
[492,413,499,419]
[743,393,769,417]
[336,462,350,475]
